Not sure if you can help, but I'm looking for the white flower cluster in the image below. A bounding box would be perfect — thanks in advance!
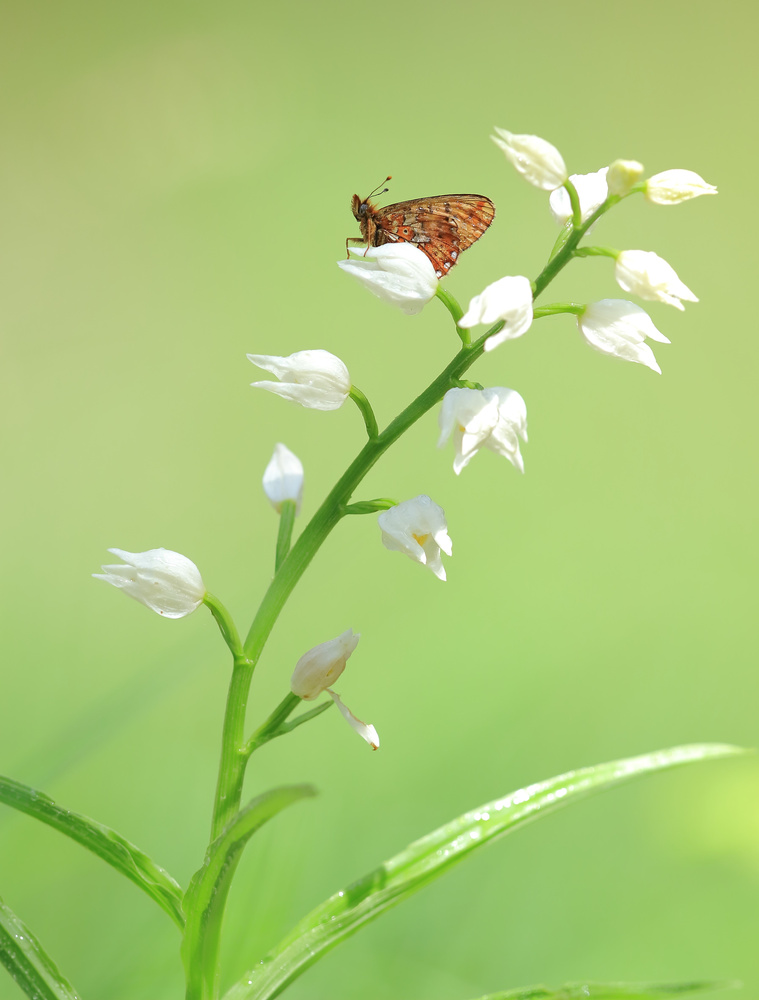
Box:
[95,127,717,754]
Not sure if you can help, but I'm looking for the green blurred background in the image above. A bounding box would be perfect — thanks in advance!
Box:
[1,0,757,997]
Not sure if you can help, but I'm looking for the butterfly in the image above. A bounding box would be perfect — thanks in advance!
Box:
[347,177,495,278]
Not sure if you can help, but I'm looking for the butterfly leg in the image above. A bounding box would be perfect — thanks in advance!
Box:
[345,237,366,259]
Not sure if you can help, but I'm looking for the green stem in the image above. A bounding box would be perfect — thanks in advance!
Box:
[203,593,243,658]
[209,340,487,839]
[275,500,296,571]
[349,385,379,439]
[435,284,468,344]
[532,197,614,299]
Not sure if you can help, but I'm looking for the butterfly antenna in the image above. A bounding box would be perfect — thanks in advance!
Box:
[366,175,392,200]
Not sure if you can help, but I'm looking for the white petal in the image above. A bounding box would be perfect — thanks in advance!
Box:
[337,244,437,316]
[615,250,698,311]
[93,547,205,618]
[378,495,451,581]
[646,169,718,205]
[328,690,379,749]
[262,443,304,514]
[578,299,670,374]
[606,160,644,197]
[491,128,568,191]
[248,350,351,410]
[291,629,360,700]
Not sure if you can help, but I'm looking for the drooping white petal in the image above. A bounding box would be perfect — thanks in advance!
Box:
[459,275,533,352]
[378,495,452,582]
[262,443,304,515]
[337,244,437,315]
[93,547,206,618]
[578,299,670,373]
[550,167,609,225]
[491,128,568,191]
[327,690,380,750]
[615,250,698,311]
[290,629,360,700]
[438,387,527,475]
[606,160,645,197]
[645,169,718,205]
[248,350,351,410]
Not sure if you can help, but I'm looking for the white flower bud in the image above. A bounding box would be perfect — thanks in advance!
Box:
[438,387,528,475]
[578,299,670,374]
[606,160,645,197]
[491,128,568,191]
[645,169,718,205]
[248,350,350,410]
[378,496,452,582]
[290,630,379,750]
[290,629,360,700]
[549,168,609,225]
[459,275,533,352]
[337,244,437,316]
[262,443,304,515]
[615,250,698,311]
[93,548,205,618]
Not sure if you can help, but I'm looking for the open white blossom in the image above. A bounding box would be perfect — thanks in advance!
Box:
[438,387,528,474]
[459,275,533,352]
[615,250,698,311]
[578,299,670,374]
[607,160,645,197]
[263,443,304,515]
[290,629,378,750]
[337,244,437,315]
[491,128,568,191]
[93,548,206,618]
[378,495,452,582]
[550,167,609,225]
[645,169,718,205]
[248,350,350,410]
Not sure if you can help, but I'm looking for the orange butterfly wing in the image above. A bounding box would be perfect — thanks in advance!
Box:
[372,194,495,277]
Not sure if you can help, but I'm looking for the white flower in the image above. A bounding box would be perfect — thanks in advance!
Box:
[438,387,528,474]
[459,275,533,352]
[615,250,698,311]
[93,548,206,618]
[378,495,452,582]
[645,169,718,205]
[290,629,379,750]
[491,128,568,191]
[549,167,609,225]
[337,244,437,315]
[578,299,670,374]
[607,160,645,197]
[263,443,304,515]
[248,350,351,410]
[291,629,360,699]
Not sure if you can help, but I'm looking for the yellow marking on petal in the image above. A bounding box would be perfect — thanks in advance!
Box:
[413,532,430,545]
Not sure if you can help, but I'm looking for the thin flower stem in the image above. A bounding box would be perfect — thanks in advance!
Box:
[275,500,296,571]
[435,284,468,344]
[533,303,584,318]
[203,593,243,658]
[564,178,582,228]
[532,198,613,299]
[349,386,379,440]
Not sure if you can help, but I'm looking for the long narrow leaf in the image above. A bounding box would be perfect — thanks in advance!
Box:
[0,893,81,1000]
[182,784,316,1000]
[224,743,743,1000]
[0,775,184,929]
[471,982,737,1000]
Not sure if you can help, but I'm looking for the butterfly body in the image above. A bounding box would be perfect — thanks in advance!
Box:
[348,188,495,278]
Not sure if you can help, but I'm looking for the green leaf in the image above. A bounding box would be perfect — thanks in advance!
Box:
[182,784,316,1000]
[0,893,81,999]
[223,743,743,1000]
[471,981,738,1000]
[0,775,184,929]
